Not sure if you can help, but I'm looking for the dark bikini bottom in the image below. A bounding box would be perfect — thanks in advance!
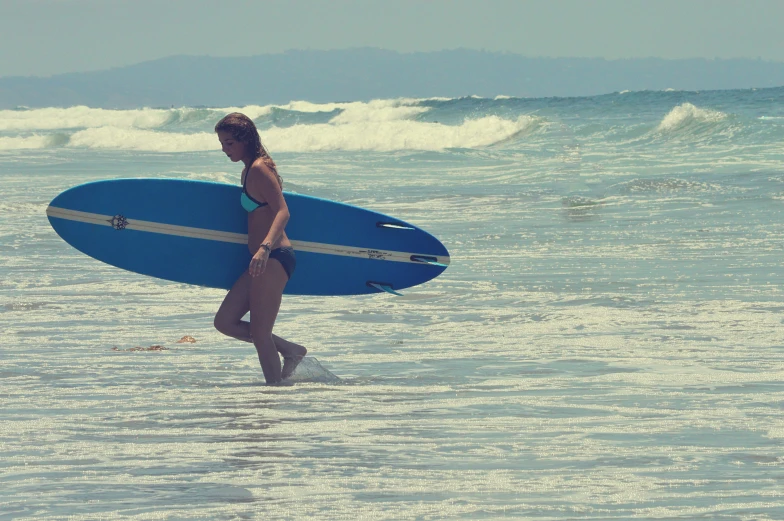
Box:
[269,247,296,280]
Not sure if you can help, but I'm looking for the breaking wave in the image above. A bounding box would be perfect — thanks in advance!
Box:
[262,115,540,152]
[656,103,728,134]
[0,134,69,151]
[4,92,777,154]
[60,115,539,153]
[0,106,174,132]
[0,98,542,153]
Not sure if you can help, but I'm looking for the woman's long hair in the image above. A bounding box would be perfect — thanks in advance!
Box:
[215,112,281,187]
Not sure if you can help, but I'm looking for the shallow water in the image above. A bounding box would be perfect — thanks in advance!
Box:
[1,90,783,519]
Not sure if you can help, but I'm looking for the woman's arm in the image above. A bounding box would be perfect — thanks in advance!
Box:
[246,160,289,248]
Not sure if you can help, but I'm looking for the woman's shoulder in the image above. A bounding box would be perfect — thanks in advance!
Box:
[248,157,276,178]
[246,158,281,193]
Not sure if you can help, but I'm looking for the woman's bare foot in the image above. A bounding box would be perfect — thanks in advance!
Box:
[281,354,305,379]
[273,335,307,380]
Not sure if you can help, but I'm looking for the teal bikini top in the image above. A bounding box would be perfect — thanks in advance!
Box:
[241,170,268,213]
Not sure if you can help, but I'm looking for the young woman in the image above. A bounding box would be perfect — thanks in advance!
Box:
[213,113,306,384]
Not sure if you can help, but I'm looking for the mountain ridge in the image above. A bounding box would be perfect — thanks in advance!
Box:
[2,48,784,109]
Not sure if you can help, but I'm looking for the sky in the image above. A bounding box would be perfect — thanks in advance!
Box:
[2,0,784,78]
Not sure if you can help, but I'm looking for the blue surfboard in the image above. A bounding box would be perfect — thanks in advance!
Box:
[46,178,449,296]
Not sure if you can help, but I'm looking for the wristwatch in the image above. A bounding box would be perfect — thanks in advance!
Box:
[259,242,272,254]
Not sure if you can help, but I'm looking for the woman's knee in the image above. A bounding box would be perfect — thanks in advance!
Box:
[213,315,224,334]
[214,314,232,335]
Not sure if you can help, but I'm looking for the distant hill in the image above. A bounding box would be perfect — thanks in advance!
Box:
[2,48,784,108]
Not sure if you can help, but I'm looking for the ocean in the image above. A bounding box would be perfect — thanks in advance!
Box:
[1,89,783,519]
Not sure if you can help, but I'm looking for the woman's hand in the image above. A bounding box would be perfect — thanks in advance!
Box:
[249,243,271,277]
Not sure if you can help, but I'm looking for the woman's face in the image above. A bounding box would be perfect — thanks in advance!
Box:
[217,130,245,162]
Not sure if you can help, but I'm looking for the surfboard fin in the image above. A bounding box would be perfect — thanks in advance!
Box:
[367,282,404,296]
[410,255,449,267]
[377,222,415,230]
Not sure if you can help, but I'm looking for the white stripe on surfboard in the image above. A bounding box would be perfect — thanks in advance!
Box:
[46,206,248,243]
[46,206,450,266]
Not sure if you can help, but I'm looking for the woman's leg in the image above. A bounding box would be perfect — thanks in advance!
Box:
[214,270,254,342]
[214,269,307,364]
[249,259,289,384]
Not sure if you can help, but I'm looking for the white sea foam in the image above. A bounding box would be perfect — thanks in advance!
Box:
[61,114,540,153]
[215,104,274,120]
[0,106,174,131]
[275,100,402,114]
[657,103,727,133]
[66,127,217,152]
[262,115,540,152]
[274,98,432,124]
[0,134,58,150]
[0,105,277,132]
[328,101,429,124]
[0,98,432,134]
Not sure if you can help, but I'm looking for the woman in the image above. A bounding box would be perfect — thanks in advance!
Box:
[213,113,306,384]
